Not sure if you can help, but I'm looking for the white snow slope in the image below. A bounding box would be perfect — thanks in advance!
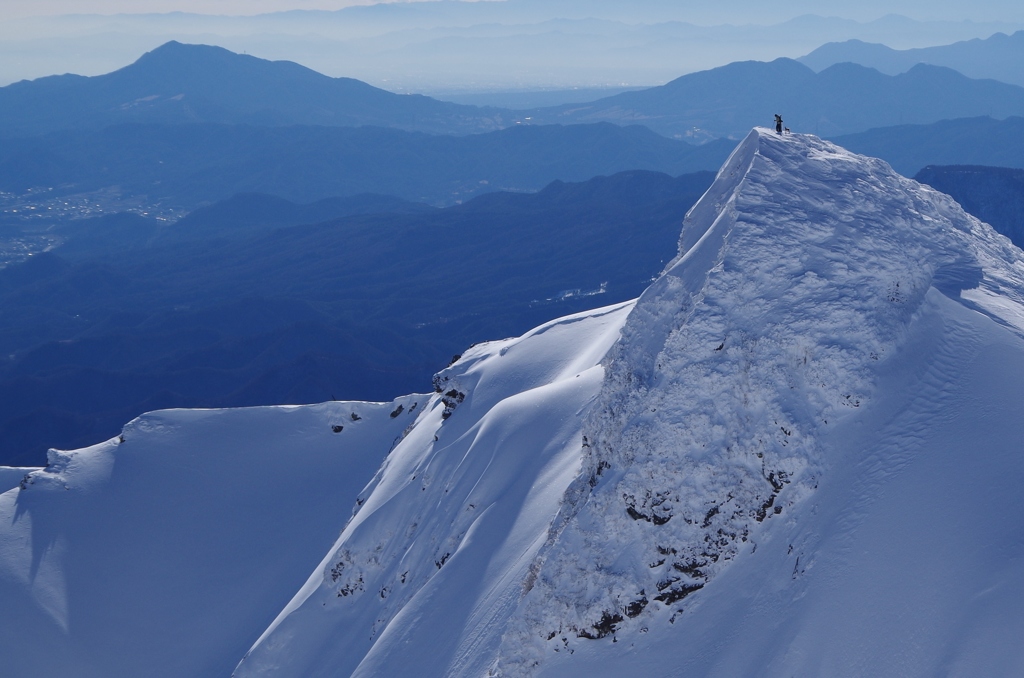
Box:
[0,399,428,677]
[4,128,1024,677]
[0,466,41,494]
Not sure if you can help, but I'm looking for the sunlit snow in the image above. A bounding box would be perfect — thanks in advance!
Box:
[3,129,1024,677]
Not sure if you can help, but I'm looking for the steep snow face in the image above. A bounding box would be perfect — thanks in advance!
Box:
[539,289,1024,677]
[494,128,1024,672]
[234,301,633,677]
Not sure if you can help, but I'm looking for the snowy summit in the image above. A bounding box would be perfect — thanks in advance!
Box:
[3,128,1024,677]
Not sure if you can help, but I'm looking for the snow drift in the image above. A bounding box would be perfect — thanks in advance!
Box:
[3,128,1024,677]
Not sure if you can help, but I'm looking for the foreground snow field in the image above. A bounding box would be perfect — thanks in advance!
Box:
[0,399,426,677]
[3,128,1024,677]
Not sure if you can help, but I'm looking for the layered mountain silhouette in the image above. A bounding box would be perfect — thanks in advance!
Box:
[800,31,1024,87]
[527,58,1024,138]
[51,194,436,257]
[0,169,714,466]
[6,42,1024,146]
[160,193,434,243]
[832,116,1024,177]
[0,122,733,208]
[0,41,508,137]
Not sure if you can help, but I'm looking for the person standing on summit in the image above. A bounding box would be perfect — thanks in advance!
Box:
[775,114,783,134]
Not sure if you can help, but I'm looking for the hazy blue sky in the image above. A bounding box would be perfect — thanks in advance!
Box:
[2,1,375,19]
[2,0,1022,90]
[5,0,1024,21]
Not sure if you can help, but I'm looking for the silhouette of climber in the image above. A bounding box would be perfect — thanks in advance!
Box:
[775,114,783,135]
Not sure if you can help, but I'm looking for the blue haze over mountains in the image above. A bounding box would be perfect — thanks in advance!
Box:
[0,121,730,208]
[1,3,1020,89]
[0,171,714,465]
[1,35,1024,466]
[0,42,507,138]
[523,59,1024,139]
[833,117,1024,176]
[6,42,1024,142]
[800,30,1024,86]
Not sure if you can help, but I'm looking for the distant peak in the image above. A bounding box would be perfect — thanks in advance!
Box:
[135,41,237,63]
[116,40,325,86]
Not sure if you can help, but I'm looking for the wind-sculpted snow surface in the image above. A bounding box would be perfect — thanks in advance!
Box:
[234,302,634,677]
[4,129,1024,677]
[493,128,1024,673]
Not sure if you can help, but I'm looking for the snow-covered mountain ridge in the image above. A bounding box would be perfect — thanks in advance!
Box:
[496,127,1024,673]
[4,128,1024,677]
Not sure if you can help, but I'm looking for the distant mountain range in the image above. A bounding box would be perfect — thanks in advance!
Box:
[159,193,434,243]
[0,41,508,137]
[52,193,436,257]
[832,116,1024,177]
[0,121,732,208]
[527,58,1024,139]
[6,42,1024,146]
[3,5,1018,90]
[0,169,715,466]
[800,31,1024,87]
